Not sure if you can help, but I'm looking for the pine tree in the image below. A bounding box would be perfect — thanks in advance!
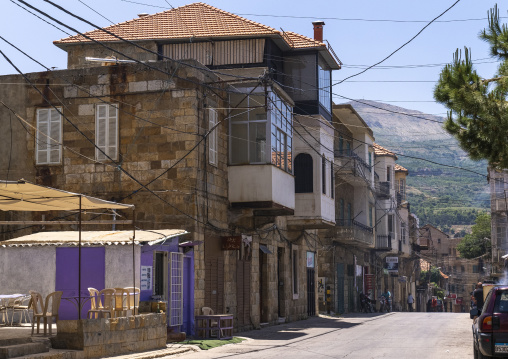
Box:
[434,5,508,169]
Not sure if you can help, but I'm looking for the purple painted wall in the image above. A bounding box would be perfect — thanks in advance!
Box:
[139,236,195,333]
[55,247,105,320]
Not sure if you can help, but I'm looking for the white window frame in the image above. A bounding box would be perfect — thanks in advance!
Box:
[36,107,62,165]
[169,252,183,326]
[95,104,119,161]
[208,108,218,166]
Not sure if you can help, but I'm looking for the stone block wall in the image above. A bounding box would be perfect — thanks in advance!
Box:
[53,313,167,359]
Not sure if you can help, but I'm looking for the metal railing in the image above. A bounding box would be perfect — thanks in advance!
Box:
[374,181,390,198]
[335,220,374,245]
[376,234,392,250]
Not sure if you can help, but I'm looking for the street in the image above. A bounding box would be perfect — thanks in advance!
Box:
[177,312,472,359]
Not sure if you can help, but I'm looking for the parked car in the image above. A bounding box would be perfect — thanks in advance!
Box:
[471,285,508,358]
[437,299,444,312]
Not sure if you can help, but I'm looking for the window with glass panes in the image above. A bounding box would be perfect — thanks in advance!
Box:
[270,91,293,172]
[318,59,331,113]
[229,89,292,173]
[230,90,267,165]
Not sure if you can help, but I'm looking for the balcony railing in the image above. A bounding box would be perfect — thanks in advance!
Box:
[374,181,390,198]
[493,197,508,212]
[335,219,374,245]
[335,150,371,185]
[375,234,392,251]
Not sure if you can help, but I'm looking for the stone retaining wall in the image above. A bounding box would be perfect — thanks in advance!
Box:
[52,313,167,358]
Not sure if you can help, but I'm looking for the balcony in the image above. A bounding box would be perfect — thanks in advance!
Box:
[332,220,374,246]
[228,165,295,216]
[375,234,392,251]
[374,181,390,199]
[334,150,371,186]
[492,195,508,212]
[418,237,430,250]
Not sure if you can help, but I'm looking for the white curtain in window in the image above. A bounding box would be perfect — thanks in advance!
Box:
[169,252,183,326]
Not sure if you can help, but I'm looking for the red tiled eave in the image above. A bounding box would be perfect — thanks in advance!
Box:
[54,2,325,50]
[373,143,397,160]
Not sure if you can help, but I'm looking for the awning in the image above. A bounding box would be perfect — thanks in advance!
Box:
[259,244,272,254]
[1,229,187,247]
[439,270,449,279]
[0,180,134,211]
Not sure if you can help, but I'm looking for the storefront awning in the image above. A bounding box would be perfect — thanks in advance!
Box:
[0,180,134,211]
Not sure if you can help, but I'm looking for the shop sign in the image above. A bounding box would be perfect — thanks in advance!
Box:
[307,251,315,268]
[365,274,374,292]
[221,235,242,250]
[140,266,152,291]
[385,256,399,273]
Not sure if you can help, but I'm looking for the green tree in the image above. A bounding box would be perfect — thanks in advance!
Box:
[434,5,508,169]
[456,213,492,259]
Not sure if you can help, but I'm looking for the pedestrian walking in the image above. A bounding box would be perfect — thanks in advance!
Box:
[407,293,414,312]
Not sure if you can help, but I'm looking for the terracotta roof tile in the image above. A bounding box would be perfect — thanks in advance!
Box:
[54,2,324,50]
[283,31,325,49]
[395,164,408,173]
[373,143,397,159]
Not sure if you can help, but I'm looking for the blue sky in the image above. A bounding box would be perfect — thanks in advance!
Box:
[0,0,502,117]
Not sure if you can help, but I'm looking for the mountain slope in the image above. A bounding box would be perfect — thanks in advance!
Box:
[348,100,489,231]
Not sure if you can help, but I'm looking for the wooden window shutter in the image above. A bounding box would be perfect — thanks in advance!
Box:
[36,109,50,164]
[96,104,118,161]
[36,108,62,165]
[49,109,62,163]
[208,108,218,166]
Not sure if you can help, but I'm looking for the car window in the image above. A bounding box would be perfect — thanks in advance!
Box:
[483,290,493,312]
[494,291,508,312]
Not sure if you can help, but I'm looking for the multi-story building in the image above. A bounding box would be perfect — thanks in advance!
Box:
[0,2,345,333]
[488,167,508,276]
[316,106,419,314]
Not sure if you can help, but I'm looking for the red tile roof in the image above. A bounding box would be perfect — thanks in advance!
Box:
[395,164,408,173]
[373,143,397,159]
[54,2,325,50]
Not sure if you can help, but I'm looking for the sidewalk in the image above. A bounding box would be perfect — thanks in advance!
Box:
[102,343,198,359]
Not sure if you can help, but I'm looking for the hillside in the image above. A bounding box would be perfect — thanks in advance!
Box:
[347,100,489,232]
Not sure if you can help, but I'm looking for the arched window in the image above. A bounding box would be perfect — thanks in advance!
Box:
[295,153,313,193]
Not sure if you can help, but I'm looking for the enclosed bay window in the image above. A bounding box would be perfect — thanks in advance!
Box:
[96,104,119,161]
[229,88,292,173]
[36,108,62,165]
[318,58,331,113]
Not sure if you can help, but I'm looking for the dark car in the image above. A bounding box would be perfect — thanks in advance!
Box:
[471,286,508,358]
[436,299,444,312]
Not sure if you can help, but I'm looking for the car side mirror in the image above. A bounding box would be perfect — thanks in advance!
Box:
[470,308,479,319]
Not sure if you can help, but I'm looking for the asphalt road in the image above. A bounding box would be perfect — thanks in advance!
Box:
[176,312,473,359]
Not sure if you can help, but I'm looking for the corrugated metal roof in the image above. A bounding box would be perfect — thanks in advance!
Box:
[0,229,187,247]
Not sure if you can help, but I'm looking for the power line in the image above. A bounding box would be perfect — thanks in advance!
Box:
[117,0,504,24]
[333,0,462,86]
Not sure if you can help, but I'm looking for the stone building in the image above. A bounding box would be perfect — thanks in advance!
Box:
[0,2,345,333]
[316,105,420,314]
[489,167,508,277]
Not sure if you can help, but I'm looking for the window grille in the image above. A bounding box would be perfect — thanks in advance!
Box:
[169,252,183,326]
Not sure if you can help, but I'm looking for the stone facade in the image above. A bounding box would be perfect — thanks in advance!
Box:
[53,313,166,358]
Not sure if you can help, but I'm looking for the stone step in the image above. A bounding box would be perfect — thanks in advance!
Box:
[14,350,84,359]
[0,342,49,359]
[0,339,32,348]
